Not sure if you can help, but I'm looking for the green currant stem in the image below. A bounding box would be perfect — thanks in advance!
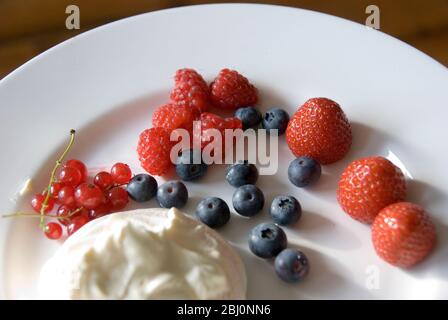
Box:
[39,129,76,229]
[2,207,83,221]
[2,212,61,219]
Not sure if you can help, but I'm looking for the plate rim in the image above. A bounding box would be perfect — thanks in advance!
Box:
[1,2,447,87]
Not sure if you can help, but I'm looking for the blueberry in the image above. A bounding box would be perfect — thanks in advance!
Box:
[262,108,290,135]
[232,184,264,217]
[288,156,321,187]
[270,195,302,226]
[175,149,207,181]
[226,160,259,187]
[126,174,158,202]
[248,223,287,258]
[275,249,309,283]
[235,106,262,130]
[195,197,230,228]
[157,180,188,209]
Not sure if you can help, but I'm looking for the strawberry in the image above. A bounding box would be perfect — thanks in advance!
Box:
[286,98,352,165]
[337,156,407,224]
[372,202,436,268]
[170,68,211,113]
[210,69,258,110]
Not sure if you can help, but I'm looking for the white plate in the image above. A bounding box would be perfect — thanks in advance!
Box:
[1,4,448,299]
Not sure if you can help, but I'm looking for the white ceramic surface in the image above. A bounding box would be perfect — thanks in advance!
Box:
[1,4,447,299]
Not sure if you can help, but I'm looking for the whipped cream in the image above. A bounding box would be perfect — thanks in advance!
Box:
[39,208,246,299]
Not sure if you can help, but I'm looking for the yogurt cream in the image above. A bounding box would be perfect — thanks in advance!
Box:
[39,208,246,299]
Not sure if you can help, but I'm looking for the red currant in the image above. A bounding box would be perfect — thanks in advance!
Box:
[88,201,112,220]
[67,215,89,236]
[74,183,105,209]
[107,187,129,211]
[56,205,87,226]
[58,186,76,207]
[110,163,132,184]
[31,194,55,214]
[50,182,64,197]
[58,166,82,187]
[44,222,63,240]
[66,159,88,182]
[94,171,114,190]
[56,205,73,226]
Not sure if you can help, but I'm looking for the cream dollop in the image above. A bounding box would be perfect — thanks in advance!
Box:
[39,208,246,299]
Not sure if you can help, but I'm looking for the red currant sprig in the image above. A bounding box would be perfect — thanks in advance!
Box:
[2,130,135,240]
[2,130,77,231]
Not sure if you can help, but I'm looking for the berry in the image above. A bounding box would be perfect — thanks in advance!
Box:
[225,160,258,187]
[270,195,302,226]
[67,215,89,236]
[337,156,407,224]
[74,183,105,210]
[93,171,114,190]
[194,112,242,151]
[44,222,63,240]
[31,194,55,214]
[107,187,129,211]
[57,186,76,207]
[126,174,158,202]
[56,204,73,226]
[88,201,112,220]
[110,163,132,184]
[50,182,64,198]
[262,108,290,135]
[286,98,352,164]
[65,159,88,183]
[175,149,208,181]
[372,202,436,268]
[288,156,322,188]
[137,127,174,176]
[234,106,262,130]
[152,103,198,132]
[58,165,82,187]
[170,68,211,112]
[232,184,264,217]
[56,205,88,226]
[275,249,309,283]
[195,197,230,228]
[157,180,189,209]
[210,69,258,109]
[248,223,287,259]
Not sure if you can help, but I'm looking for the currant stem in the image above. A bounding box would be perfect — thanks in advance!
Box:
[2,207,83,221]
[39,129,76,229]
[3,213,60,219]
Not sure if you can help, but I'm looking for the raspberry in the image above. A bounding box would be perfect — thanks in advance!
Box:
[194,112,242,151]
[152,103,198,132]
[337,156,407,224]
[210,69,258,110]
[170,68,211,113]
[286,98,352,165]
[137,127,174,175]
[372,202,436,268]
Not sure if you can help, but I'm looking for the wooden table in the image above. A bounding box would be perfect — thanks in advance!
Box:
[1,0,447,79]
